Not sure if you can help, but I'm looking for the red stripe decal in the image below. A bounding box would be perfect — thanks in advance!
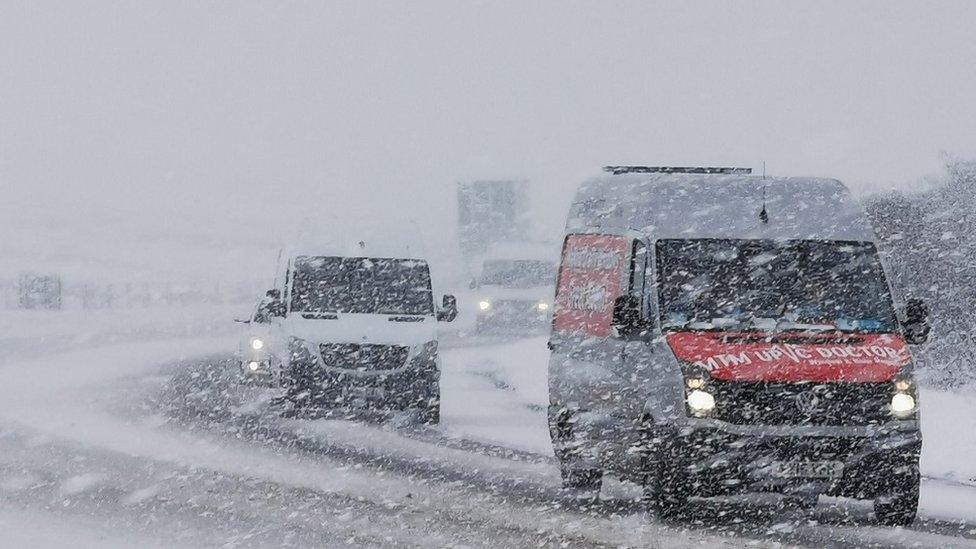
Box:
[666,332,910,382]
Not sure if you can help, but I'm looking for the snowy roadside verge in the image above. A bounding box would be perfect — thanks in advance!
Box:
[0,304,246,362]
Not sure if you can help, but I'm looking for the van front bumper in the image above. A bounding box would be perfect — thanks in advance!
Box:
[548,404,921,497]
[285,358,439,412]
[654,423,921,499]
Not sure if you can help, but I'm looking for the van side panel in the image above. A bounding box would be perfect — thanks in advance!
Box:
[549,234,652,477]
[552,234,629,338]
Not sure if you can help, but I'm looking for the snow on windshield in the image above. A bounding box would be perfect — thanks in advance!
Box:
[291,256,434,315]
[656,239,897,333]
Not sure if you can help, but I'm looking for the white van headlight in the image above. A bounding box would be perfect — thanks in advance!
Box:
[478,300,491,311]
[890,392,917,418]
[250,338,265,350]
[537,301,550,311]
[687,390,716,416]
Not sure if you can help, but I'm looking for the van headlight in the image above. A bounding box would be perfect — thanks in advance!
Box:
[890,392,917,419]
[889,376,918,419]
[250,338,265,350]
[687,390,716,416]
[536,301,550,312]
[478,300,491,311]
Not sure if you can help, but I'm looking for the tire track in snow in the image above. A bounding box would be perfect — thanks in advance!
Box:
[156,353,976,549]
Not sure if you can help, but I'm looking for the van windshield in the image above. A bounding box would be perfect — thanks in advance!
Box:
[656,239,897,333]
[290,256,434,315]
[480,260,556,288]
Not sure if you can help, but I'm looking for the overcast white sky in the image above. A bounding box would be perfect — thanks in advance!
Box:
[2,1,975,285]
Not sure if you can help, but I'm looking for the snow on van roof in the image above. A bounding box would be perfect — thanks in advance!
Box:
[285,241,423,259]
[566,172,876,242]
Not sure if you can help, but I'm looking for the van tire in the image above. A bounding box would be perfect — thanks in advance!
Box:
[642,442,690,519]
[560,466,602,493]
[418,402,440,425]
[874,468,919,526]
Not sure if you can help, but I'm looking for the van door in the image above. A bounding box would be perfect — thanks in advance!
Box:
[619,238,662,416]
[614,238,661,420]
[549,232,643,413]
[549,231,653,474]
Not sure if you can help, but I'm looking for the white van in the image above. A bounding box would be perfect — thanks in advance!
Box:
[263,251,457,423]
[472,242,558,334]
[547,167,930,525]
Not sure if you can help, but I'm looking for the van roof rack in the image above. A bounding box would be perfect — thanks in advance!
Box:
[603,166,753,175]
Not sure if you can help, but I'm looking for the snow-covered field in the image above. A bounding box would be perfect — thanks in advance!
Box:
[1,306,976,547]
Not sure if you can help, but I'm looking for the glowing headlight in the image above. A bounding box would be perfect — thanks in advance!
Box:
[537,302,550,312]
[247,361,261,372]
[687,390,716,415]
[250,338,265,350]
[478,300,491,311]
[890,393,916,418]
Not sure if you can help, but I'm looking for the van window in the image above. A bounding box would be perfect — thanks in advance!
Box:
[655,239,896,333]
[552,234,630,338]
[629,240,647,316]
[290,256,434,315]
[480,260,556,288]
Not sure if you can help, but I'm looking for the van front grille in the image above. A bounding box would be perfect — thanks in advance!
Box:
[318,343,409,371]
[709,380,892,426]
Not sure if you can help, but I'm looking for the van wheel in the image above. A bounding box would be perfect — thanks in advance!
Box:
[874,469,919,526]
[642,446,690,518]
[417,400,440,425]
[560,466,602,494]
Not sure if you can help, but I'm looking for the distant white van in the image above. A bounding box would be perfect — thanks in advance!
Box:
[472,242,558,334]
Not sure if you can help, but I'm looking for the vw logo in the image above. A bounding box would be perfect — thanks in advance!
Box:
[794,390,822,415]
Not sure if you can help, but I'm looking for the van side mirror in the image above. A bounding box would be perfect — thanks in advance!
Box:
[438,294,458,322]
[901,297,930,345]
[611,295,642,338]
[264,289,285,318]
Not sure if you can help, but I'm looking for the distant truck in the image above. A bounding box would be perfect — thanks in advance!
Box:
[18,274,62,310]
[457,180,530,263]
[472,242,558,334]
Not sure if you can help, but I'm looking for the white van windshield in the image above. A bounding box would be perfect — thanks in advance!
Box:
[480,260,556,288]
[290,256,434,315]
[656,239,897,333]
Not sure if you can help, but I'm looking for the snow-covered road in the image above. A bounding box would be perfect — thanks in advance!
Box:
[1,312,976,548]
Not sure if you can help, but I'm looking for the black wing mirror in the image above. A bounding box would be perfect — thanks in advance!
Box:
[437,294,458,322]
[265,289,286,318]
[901,297,931,345]
[611,295,642,338]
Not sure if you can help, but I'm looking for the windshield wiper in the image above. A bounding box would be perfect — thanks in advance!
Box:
[387,315,425,322]
[774,320,837,332]
[300,312,338,320]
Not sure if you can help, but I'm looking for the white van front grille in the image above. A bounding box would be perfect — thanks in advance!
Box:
[318,343,410,372]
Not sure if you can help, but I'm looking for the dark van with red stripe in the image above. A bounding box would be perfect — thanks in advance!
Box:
[547,167,930,524]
